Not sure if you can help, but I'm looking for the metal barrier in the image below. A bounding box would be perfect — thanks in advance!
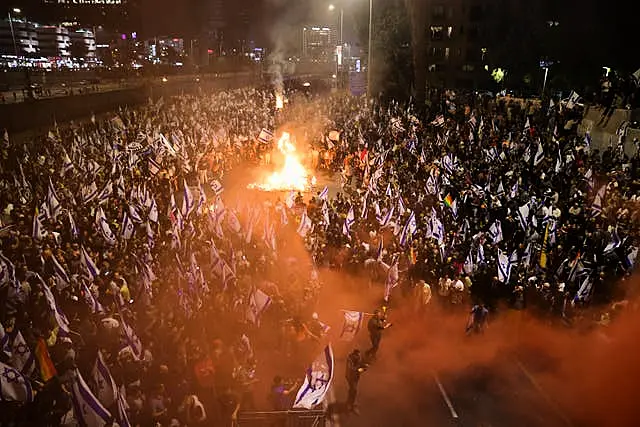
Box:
[237,409,326,427]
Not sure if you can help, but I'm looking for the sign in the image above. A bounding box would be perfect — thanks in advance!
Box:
[349,72,366,97]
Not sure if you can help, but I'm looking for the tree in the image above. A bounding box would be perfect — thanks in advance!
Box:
[354,0,412,101]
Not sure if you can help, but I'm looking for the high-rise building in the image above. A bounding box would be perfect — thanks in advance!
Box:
[7,0,141,33]
[0,18,39,57]
[424,0,547,88]
[302,25,335,62]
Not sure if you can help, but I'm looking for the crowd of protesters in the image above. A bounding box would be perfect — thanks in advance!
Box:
[0,84,638,427]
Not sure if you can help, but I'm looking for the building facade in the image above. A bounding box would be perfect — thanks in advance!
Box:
[0,18,39,57]
[302,25,335,62]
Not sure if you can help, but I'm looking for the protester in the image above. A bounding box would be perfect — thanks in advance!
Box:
[0,81,637,426]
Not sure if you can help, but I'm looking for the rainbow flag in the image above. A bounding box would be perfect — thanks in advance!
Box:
[443,194,454,208]
[35,337,57,382]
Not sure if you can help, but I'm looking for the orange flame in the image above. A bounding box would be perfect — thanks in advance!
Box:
[248,132,313,192]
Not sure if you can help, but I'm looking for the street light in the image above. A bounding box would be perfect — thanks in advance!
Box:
[8,8,22,60]
[367,0,373,100]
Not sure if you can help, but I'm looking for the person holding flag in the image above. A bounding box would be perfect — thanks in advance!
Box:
[365,308,392,361]
[345,349,368,414]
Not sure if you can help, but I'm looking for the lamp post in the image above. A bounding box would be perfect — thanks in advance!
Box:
[8,8,21,61]
[366,0,372,100]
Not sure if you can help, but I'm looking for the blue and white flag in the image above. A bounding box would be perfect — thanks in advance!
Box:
[197,183,207,215]
[210,180,224,196]
[360,194,368,219]
[497,250,511,283]
[342,207,355,237]
[575,276,593,302]
[534,142,544,166]
[41,280,71,335]
[510,182,519,200]
[340,311,364,342]
[97,182,113,205]
[257,128,274,144]
[91,351,117,408]
[8,330,35,376]
[384,261,399,301]
[293,344,334,409]
[319,186,329,201]
[70,369,111,427]
[488,220,503,244]
[95,207,116,246]
[81,182,99,204]
[517,203,530,231]
[591,185,606,217]
[120,320,142,360]
[399,212,417,246]
[128,205,143,224]
[182,180,194,219]
[147,157,161,175]
[81,247,100,280]
[51,254,70,285]
[121,212,135,241]
[0,361,33,403]
[61,150,74,175]
[477,244,485,264]
[297,210,313,238]
[148,197,158,223]
[247,288,271,326]
[82,283,104,314]
[379,206,394,228]
[385,183,393,198]
[47,179,62,221]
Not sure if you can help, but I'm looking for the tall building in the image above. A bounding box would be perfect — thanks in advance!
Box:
[36,26,71,58]
[424,0,547,88]
[0,17,39,57]
[302,25,335,62]
[6,0,141,33]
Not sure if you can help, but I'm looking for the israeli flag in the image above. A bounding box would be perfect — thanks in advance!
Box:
[91,351,117,408]
[8,330,35,376]
[148,197,158,223]
[120,320,143,360]
[121,212,135,241]
[521,243,532,269]
[82,283,104,314]
[488,220,503,244]
[210,180,224,196]
[340,311,364,341]
[0,361,33,403]
[257,128,274,144]
[319,186,329,201]
[534,142,544,166]
[182,179,194,219]
[399,211,417,246]
[293,344,335,409]
[247,288,271,326]
[81,246,100,280]
[343,206,355,237]
[70,370,111,427]
[497,250,511,283]
[384,261,399,301]
[297,210,313,237]
[517,203,530,231]
[95,208,116,246]
[47,179,62,221]
[379,206,394,227]
[128,205,143,223]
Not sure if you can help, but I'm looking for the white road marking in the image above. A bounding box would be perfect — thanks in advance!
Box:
[433,373,459,419]
[516,359,573,427]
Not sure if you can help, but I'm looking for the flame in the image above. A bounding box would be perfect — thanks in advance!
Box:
[275,93,284,110]
[248,132,313,192]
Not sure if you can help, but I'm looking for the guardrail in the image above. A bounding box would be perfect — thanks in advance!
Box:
[237,410,326,427]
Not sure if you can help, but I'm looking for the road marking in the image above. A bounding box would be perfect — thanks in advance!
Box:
[516,359,573,427]
[433,373,459,419]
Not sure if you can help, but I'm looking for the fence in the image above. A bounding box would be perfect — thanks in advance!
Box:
[237,409,326,427]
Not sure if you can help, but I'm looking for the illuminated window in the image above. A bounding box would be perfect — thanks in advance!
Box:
[430,26,444,41]
[445,48,450,59]
[447,26,453,38]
